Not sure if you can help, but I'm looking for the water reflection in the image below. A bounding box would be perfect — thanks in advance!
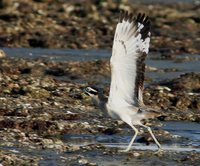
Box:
[63,121,200,152]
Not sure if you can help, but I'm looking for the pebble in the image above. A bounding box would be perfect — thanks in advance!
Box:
[0,50,6,58]
[78,159,88,164]
[133,152,140,157]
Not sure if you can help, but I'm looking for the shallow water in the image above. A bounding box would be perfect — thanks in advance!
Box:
[63,121,200,152]
[147,58,200,81]
[2,121,200,165]
[1,47,110,61]
[2,47,200,82]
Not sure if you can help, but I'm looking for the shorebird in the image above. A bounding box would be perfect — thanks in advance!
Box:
[85,11,163,152]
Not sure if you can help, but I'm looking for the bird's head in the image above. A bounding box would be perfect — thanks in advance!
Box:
[84,86,102,108]
[84,86,99,98]
[84,86,107,111]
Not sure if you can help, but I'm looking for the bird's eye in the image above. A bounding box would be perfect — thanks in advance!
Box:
[85,87,98,95]
[89,90,98,95]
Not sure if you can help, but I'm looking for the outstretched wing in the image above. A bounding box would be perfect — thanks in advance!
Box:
[108,11,150,108]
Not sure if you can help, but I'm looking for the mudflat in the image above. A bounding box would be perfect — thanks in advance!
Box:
[0,0,200,165]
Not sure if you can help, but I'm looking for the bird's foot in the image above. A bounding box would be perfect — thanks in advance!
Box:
[154,147,164,154]
[118,147,131,153]
[119,149,128,153]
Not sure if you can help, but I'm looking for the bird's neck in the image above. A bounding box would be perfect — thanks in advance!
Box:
[92,93,107,111]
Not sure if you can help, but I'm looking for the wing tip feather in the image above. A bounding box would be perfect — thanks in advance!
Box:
[118,11,151,40]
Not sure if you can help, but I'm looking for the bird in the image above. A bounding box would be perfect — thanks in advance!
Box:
[84,11,163,152]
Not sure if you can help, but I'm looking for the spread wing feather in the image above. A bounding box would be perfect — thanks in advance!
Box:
[108,11,150,108]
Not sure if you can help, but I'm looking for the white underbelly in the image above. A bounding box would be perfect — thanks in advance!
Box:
[107,109,120,119]
[106,103,139,124]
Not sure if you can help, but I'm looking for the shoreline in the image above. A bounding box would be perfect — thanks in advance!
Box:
[0,56,199,165]
[0,0,199,165]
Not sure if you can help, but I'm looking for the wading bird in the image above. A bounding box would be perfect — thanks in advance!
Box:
[85,11,163,152]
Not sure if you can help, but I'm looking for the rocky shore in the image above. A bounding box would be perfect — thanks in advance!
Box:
[0,0,199,165]
[0,56,199,165]
[0,0,199,54]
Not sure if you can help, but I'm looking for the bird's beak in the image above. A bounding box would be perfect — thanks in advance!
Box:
[83,88,90,96]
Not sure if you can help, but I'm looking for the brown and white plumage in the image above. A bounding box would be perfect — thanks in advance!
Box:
[108,11,150,110]
[107,11,162,152]
[85,11,162,152]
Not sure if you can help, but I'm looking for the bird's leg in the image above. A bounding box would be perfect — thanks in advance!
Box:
[140,124,162,150]
[120,125,138,152]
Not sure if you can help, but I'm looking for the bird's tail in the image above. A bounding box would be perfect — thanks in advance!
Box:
[141,108,167,121]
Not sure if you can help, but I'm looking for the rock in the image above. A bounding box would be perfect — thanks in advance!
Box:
[0,0,197,52]
[174,95,191,109]
[160,72,200,91]
[133,152,140,157]
[45,68,65,76]
[78,158,88,164]
[0,49,6,58]
[28,37,48,47]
